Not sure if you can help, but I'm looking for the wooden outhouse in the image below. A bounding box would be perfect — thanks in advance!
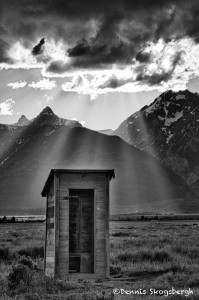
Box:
[41,169,115,279]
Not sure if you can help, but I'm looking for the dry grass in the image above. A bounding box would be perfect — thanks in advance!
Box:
[110,221,199,277]
[0,220,199,299]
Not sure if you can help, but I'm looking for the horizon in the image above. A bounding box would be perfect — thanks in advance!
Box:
[0,87,198,131]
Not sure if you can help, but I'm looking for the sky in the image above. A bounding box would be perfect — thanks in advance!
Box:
[0,0,199,130]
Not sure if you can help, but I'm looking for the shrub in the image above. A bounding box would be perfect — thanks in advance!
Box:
[114,248,172,264]
[112,232,130,237]
[188,273,199,288]
[116,252,134,262]
[0,276,8,296]
[23,293,40,300]
[174,246,199,259]
[7,264,33,290]
[110,265,121,276]
[0,247,12,261]
[18,246,44,259]
[18,256,38,270]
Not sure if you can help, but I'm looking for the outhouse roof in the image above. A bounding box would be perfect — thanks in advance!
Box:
[41,169,115,197]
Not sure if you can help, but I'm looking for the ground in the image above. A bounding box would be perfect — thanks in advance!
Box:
[0,220,199,299]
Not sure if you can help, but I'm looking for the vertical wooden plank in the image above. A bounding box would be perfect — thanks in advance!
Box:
[105,175,110,277]
[44,195,48,272]
[58,186,69,278]
[54,174,60,277]
[78,192,81,253]
[93,189,96,274]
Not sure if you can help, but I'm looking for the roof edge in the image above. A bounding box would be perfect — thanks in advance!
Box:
[41,169,115,197]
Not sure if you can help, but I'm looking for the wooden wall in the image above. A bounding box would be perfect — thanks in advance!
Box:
[44,172,110,279]
[45,181,55,276]
[57,173,109,278]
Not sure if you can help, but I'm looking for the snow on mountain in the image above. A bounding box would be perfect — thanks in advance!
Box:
[113,89,199,196]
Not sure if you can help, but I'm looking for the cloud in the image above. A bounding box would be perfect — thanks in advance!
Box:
[29,78,57,90]
[32,38,45,56]
[80,120,86,127]
[6,41,40,67]
[0,39,13,63]
[0,98,15,115]
[0,0,196,68]
[136,50,185,85]
[7,81,27,89]
[60,37,199,98]
[1,0,199,94]
[46,60,71,74]
[44,94,53,102]
[72,117,86,126]
[136,51,151,63]
[61,71,135,100]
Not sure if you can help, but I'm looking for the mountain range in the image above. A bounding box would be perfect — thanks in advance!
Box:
[0,92,198,215]
[113,89,199,204]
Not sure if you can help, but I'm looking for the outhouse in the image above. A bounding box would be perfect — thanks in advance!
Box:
[41,169,115,279]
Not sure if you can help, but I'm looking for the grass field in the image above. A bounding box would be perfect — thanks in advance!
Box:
[0,220,199,299]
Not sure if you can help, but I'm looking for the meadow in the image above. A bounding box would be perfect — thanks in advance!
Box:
[0,220,199,299]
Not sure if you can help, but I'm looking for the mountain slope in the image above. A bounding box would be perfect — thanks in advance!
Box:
[0,115,194,214]
[14,115,30,126]
[113,89,199,199]
[0,107,82,164]
[98,129,113,135]
[32,107,83,127]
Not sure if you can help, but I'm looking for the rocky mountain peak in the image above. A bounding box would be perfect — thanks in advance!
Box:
[39,106,55,116]
[14,115,30,126]
[144,90,197,118]
[33,106,83,128]
[33,106,59,125]
[113,89,199,189]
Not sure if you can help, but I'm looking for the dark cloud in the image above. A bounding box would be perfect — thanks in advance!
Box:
[137,70,172,85]
[67,13,131,66]
[98,75,132,89]
[64,2,190,70]
[136,51,151,63]
[68,40,133,66]
[154,8,177,41]
[136,51,184,85]
[68,39,91,57]
[172,51,185,68]
[32,38,45,56]
[186,6,199,42]
[46,60,71,74]
[0,39,13,63]
[0,0,198,83]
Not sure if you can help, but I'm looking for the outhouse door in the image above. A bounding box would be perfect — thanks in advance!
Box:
[69,189,94,273]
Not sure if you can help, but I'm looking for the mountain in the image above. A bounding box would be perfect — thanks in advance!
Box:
[32,106,83,127]
[14,115,30,126]
[0,107,82,164]
[113,89,199,200]
[98,129,113,135]
[0,107,195,214]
